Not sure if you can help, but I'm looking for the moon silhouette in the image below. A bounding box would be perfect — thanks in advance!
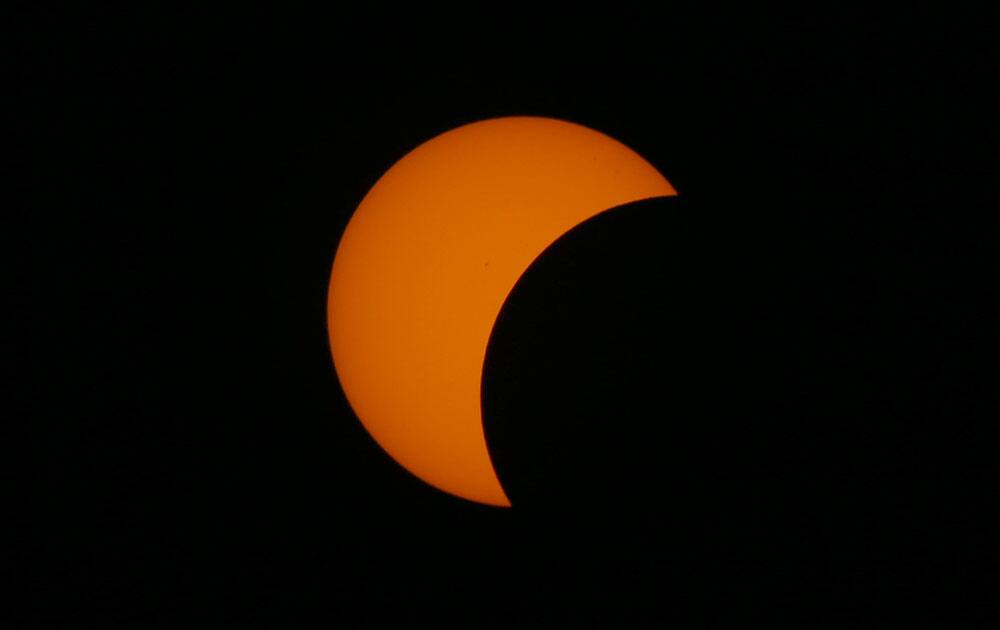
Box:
[327,116,675,506]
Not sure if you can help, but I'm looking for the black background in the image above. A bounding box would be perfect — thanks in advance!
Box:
[9,5,995,626]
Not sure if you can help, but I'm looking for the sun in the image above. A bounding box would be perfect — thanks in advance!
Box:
[328,116,675,506]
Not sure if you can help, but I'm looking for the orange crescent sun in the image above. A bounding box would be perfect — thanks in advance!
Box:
[327,116,676,506]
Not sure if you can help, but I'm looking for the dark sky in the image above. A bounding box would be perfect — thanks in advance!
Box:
[10,6,994,626]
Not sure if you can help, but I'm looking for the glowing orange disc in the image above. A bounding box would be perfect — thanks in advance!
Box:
[328,117,675,506]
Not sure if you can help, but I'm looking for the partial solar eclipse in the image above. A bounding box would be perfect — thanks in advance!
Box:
[327,117,676,506]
